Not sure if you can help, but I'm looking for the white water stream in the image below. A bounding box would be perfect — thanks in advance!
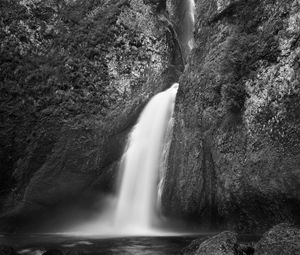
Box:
[67,84,179,236]
[114,83,179,234]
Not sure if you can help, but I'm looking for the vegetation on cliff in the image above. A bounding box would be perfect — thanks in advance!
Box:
[162,0,300,232]
[0,0,176,226]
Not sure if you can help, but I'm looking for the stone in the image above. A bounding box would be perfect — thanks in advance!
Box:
[181,231,246,255]
[254,223,300,255]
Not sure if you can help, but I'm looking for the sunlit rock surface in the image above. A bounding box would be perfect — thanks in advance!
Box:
[162,0,300,232]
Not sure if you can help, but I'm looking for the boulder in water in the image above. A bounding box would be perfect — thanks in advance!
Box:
[181,231,247,255]
[255,223,300,255]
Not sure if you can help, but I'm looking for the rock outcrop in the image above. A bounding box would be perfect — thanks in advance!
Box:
[182,224,300,255]
[181,231,247,255]
[162,0,300,232]
[254,223,300,255]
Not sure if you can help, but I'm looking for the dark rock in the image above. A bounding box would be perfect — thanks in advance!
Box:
[254,223,300,255]
[240,244,254,255]
[181,238,205,255]
[65,248,89,255]
[181,231,246,255]
[0,246,18,255]
[42,249,63,255]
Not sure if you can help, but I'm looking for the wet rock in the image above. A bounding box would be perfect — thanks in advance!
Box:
[181,238,206,255]
[240,244,254,255]
[255,223,300,255]
[65,248,89,255]
[181,231,246,255]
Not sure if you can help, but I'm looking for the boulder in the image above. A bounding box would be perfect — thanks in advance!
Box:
[254,223,300,255]
[181,231,246,255]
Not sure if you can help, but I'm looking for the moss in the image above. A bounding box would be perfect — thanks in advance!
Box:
[210,0,284,116]
[0,0,172,213]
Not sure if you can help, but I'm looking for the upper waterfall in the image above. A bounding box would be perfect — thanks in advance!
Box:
[174,0,196,60]
[187,0,195,51]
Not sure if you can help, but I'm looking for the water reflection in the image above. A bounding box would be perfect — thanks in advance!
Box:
[1,235,202,255]
[2,233,260,255]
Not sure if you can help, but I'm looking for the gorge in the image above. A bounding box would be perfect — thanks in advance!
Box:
[1,0,300,254]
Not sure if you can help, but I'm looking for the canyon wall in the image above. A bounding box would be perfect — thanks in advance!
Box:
[162,0,300,232]
[1,0,300,233]
[0,0,183,230]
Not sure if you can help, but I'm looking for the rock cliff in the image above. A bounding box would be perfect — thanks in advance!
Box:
[1,0,300,233]
[0,0,182,230]
[162,0,300,232]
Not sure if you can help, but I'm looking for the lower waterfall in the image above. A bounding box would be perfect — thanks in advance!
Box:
[68,83,179,236]
[114,83,179,234]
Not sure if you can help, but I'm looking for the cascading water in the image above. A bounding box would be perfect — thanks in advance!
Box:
[175,0,196,60]
[66,0,195,236]
[67,83,179,236]
[114,83,179,234]
[186,0,195,51]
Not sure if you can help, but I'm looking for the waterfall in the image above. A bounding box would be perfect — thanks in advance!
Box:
[67,83,179,236]
[187,0,195,51]
[114,83,179,234]
[64,0,196,236]
[175,0,196,59]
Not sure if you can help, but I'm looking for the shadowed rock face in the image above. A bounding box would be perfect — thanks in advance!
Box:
[162,0,300,232]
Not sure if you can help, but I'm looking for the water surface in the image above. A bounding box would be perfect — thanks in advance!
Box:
[1,234,205,255]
